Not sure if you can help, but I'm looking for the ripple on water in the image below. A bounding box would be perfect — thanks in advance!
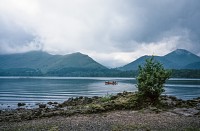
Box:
[0,77,199,108]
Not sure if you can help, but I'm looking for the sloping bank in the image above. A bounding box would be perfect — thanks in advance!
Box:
[0,92,200,130]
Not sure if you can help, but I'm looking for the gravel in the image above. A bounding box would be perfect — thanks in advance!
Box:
[0,110,199,131]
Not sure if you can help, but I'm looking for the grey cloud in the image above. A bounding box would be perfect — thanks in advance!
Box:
[0,17,39,54]
[0,0,200,66]
[113,0,200,45]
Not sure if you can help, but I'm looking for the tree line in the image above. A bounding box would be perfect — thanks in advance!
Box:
[0,68,200,78]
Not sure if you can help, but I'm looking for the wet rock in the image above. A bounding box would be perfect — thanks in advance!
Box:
[116,91,129,97]
[39,104,46,108]
[122,91,128,95]
[56,104,63,108]
[53,102,58,104]
[159,95,197,108]
[67,98,73,102]
[74,97,79,101]
[193,97,200,101]
[47,101,58,105]
[117,93,122,96]
[64,97,74,103]
[174,100,185,107]
[61,97,93,107]
[110,95,118,100]
[168,96,178,101]
[61,98,75,106]
[79,96,83,99]
[173,108,199,117]
[160,97,176,108]
[190,99,199,103]
[196,103,200,110]
[47,102,53,105]
[83,97,93,104]
[92,96,99,99]
[186,101,194,107]
[18,103,26,107]
[33,109,42,116]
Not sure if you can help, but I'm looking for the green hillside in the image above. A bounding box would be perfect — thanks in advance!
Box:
[119,49,200,71]
[163,49,200,67]
[118,55,177,71]
[0,49,200,77]
[0,51,107,74]
[184,61,200,69]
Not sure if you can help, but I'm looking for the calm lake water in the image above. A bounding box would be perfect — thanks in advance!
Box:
[0,77,200,109]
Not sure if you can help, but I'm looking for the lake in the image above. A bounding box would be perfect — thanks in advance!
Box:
[0,77,200,109]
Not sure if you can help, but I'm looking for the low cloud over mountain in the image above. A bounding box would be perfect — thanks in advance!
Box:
[0,0,200,67]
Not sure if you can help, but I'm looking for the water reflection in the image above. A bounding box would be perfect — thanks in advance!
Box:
[0,77,199,108]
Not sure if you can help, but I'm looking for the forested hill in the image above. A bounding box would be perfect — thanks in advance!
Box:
[0,50,200,78]
[0,51,107,76]
[119,49,200,71]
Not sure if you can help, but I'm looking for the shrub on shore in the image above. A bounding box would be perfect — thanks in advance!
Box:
[136,56,171,103]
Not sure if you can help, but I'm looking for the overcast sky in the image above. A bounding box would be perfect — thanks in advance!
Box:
[0,0,200,67]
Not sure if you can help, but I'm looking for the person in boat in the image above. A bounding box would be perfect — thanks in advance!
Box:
[105,81,118,85]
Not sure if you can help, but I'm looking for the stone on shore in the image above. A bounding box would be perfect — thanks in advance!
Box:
[173,108,200,117]
[0,92,200,123]
[39,104,46,108]
[17,103,26,107]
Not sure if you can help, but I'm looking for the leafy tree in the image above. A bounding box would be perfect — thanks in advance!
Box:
[136,56,171,102]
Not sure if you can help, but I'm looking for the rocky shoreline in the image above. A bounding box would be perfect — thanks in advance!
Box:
[0,92,200,130]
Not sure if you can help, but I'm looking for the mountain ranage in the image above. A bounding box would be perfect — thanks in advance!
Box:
[0,49,200,77]
[119,49,200,70]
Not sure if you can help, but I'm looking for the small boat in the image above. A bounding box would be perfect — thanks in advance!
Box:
[105,81,118,85]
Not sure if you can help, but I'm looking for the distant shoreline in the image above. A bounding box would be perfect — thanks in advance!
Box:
[0,69,200,78]
[1,76,200,80]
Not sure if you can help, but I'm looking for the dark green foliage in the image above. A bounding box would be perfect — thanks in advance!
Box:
[171,69,200,78]
[0,67,137,77]
[136,57,171,102]
[46,68,137,77]
[0,68,43,76]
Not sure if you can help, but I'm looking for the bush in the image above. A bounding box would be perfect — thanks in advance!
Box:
[100,94,112,102]
[136,56,171,102]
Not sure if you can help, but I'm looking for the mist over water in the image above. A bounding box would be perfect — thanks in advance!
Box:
[0,77,199,109]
